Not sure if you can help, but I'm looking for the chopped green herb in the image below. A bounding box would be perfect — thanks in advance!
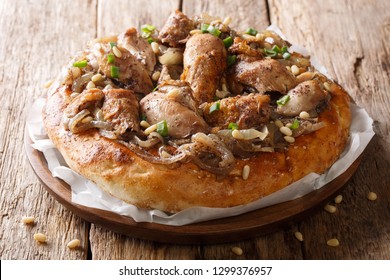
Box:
[282,52,291,59]
[245,27,258,36]
[156,120,168,137]
[110,66,120,78]
[201,23,210,33]
[276,95,290,106]
[263,48,277,58]
[141,24,156,38]
[107,53,115,63]
[227,55,237,67]
[207,25,221,37]
[73,60,88,68]
[228,122,238,130]
[223,36,233,48]
[291,119,300,130]
[109,42,117,49]
[281,46,288,53]
[147,38,154,44]
[271,45,281,53]
[209,102,220,114]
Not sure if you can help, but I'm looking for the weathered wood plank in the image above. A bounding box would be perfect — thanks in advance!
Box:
[182,0,269,31]
[269,0,390,259]
[0,0,96,259]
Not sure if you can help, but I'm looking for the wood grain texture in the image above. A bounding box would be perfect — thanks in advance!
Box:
[269,0,390,259]
[0,0,96,259]
[1,0,389,260]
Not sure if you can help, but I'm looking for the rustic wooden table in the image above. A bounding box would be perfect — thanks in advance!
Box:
[1,0,389,260]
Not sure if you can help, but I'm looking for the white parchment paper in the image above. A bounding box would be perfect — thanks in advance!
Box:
[27,27,375,226]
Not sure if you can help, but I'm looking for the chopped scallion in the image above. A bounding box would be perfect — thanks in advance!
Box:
[223,36,233,48]
[245,27,258,36]
[281,46,288,53]
[271,45,281,53]
[107,53,115,63]
[201,23,210,33]
[209,102,220,114]
[147,38,154,44]
[263,48,277,57]
[156,120,168,137]
[227,55,237,67]
[73,60,88,68]
[207,25,221,37]
[141,24,156,39]
[276,95,290,106]
[228,122,238,130]
[291,119,300,130]
[110,66,120,78]
[282,52,291,59]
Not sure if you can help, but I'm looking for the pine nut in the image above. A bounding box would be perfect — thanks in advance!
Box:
[112,46,122,58]
[152,71,161,81]
[280,126,292,136]
[291,65,300,76]
[334,194,343,204]
[67,239,81,249]
[144,124,157,135]
[255,33,264,41]
[86,81,96,89]
[327,238,340,247]
[91,73,103,82]
[231,246,243,256]
[324,204,337,213]
[34,233,47,243]
[299,111,310,119]
[323,82,331,92]
[151,42,160,54]
[166,88,180,99]
[367,192,377,201]
[294,231,304,242]
[284,136,295,143]
[71,67,81,79]
[21,216,35,224]
[140,120,150,128]
[242,165,250,180]
[190,29,202,35]
[222,16,232,26]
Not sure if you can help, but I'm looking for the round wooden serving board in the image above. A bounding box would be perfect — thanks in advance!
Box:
[24,129,361,244]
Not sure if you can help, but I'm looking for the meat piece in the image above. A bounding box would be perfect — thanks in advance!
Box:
[117,28,156,73]
[201,94,270,129]
[64,88,104,118]
[227,58,297,95]
[157,80,199,113]
[89,41,153,94]
[158,64,183,83]
[182,33,227,104]
[276,80,330,116]
[229,37,263,59]
[140,91,209,138]
[158,10,195,47]
[102,88,140,134]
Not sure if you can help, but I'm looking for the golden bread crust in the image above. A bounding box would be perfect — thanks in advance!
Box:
[43,80,351,213]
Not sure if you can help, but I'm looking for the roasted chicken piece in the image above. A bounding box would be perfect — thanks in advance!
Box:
[276,80,330,116]
[140,91,209,139]
[182,33,227,104]
[229,37,263,59]
[158,10,195,47]
[102,88,140,134]
[227,57,297,95]
[89,41,153,94]
[117,28,156,73]
[64,89,104,118]
[201,94,271,129]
